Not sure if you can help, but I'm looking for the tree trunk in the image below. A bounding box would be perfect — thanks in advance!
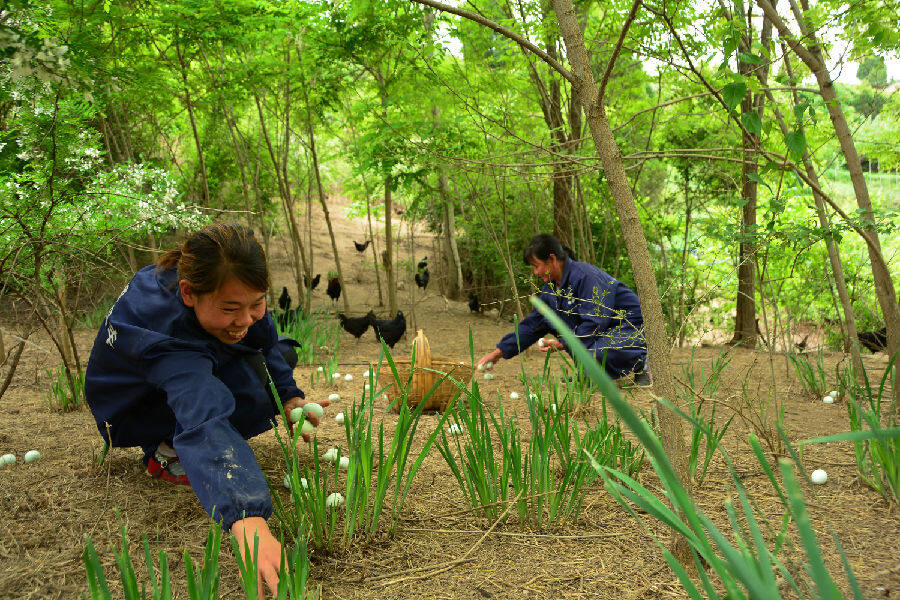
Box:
[677,183,693,348]
[551,0,693,565]
[524,35,576,248]
[757,0,900,400]
[552,165,574,248]
[342,106,385,307]
[174,38,210,207]
[729,16,761,347]
[761,57,865,375]
[366,190,385,307]
[442,194,464,299]
[305,108,350,314]
[385,173,397,315]
[253,94,309,302]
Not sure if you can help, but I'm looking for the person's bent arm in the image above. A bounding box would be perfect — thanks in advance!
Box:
[231,516,281,598]
[491,309,550,364]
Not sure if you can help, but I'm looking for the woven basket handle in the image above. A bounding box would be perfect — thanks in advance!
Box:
[413,329,432,369]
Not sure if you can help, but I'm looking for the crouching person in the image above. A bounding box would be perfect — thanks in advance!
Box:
[85,223,327,595]
[477,234,650,386]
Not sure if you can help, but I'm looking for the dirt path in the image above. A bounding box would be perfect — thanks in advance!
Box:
[0,198,897,599]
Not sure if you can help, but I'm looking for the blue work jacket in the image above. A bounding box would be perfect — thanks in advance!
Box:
[497,260,646,377]
[85,265,302,530]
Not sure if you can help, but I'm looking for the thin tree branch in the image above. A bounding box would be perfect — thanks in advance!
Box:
[598,0,642,102]
[409,0,577,85]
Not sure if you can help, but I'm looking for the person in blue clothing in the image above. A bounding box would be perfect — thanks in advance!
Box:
[476,234,651,386]
[85,223,326,596]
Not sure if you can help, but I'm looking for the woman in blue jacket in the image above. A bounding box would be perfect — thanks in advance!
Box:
[85,223,324,595]
[477,234,650,385]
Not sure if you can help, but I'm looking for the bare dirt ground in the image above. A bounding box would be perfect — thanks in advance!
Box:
[1,197,898,599]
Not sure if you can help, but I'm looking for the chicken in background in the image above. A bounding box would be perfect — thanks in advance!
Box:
[278,287,291,312]
[368,310,406,349]
[338,312,371,342]
[858,327,887,353]
[304,273,321,290]
[326,276,341,305]
[415,257,429,291]
[468,292,481,313]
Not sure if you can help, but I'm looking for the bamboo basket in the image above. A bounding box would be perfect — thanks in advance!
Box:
[379,329,470,413]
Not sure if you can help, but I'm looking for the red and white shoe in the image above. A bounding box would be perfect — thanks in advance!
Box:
[146,451,190,486]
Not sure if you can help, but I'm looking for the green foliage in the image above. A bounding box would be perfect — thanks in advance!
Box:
[45,365,85,412]
[83,519,318,599]
[787,349,829,397]
[856,55,888,88]
[536,296,876,600]
[436,351,643,529]
[679,349,734,485]
[84,521,222,600]
[276,308,340,367]
[232,531,318,600]
[841,355,900,502]
[269,342,449,552]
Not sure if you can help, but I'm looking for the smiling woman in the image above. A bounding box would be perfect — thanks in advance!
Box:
[180,278,268,345]
[83,223,328,595]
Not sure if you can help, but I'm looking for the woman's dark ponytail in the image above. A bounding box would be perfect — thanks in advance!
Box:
[156,223,269,295]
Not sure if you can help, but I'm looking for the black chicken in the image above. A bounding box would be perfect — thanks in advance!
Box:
[368,310,406,349]
[468,292,480,313]
[338,313,371,341]
[415,269,430,291]
[858,327,887,353]
[326,276,342,304]
[304,273,321,290]
[417,256,428,270]
[354,239,371,253]
[278,287,291,312]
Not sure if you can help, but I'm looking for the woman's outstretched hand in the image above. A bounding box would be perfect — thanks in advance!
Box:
[476,348,503,370]
[282,397,331,441]
[231,517,281,598]
[537,338,564,353]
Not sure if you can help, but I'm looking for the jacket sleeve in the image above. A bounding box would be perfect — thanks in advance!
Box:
[496,305,551,359]
[561,275,618,358]
[259,313,303,404]
[143,346,273,531]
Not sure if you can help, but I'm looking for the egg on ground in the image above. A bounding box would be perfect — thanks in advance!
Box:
[810,469,828,484]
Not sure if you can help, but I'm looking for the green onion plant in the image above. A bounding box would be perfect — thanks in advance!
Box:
[233,531,318,600]
[787,348,828,397]
[276,307,340,367]
[438,331,643,528]
[83,520,224,600]
[685,397,733,486]
[269,340,451,553]
[679,348,734,486]
[681,346,731,398]
[45,364,85,411]
[534,296,894,599]
[438,386,642,529]
[840,353,899,502]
